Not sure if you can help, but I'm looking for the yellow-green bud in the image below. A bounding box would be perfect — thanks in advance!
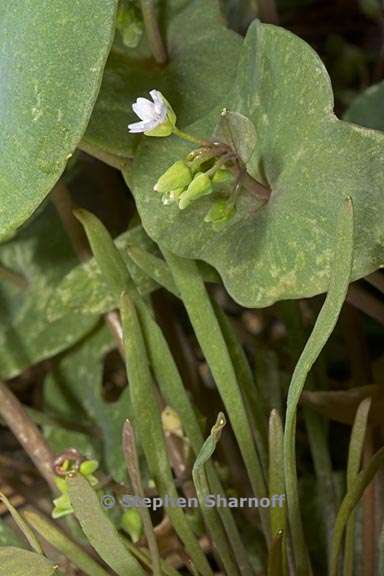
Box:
[179,172,213,210]
[121,509,143,543]
[52,493,73,519]
[186,148,216,173]
[204,199,235,230]
[212,168,235,186]
[79,459,99,476]
[154,160,192,194]
[54,476,68,494]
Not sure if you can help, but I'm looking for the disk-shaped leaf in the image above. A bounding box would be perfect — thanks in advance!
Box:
[47,225,157,322]
[131,21,384,307]
[0,0,117,240]
[0,206,97,379]
[0,547,56,576]
[344,80,384,131]
[83,0,240,158]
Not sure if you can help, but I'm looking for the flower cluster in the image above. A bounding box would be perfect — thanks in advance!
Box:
[153,153,237,229]
[52,458,99,519]
[129,90,239,229]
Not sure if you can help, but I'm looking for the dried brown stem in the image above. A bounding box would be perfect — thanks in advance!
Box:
[123,419,162,576]
[347,284,384,326]
[0,381,57,492]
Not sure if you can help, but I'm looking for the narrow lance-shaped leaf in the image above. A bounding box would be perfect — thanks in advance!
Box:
[135,294,254,576]
[0,493,42,554]
[67,473,146,576]
[164,249,270,543]
[74,209,132,298]
[75,209,251,575]
[268,530,284,576]
[330,447,384,576]
[23,509,109,576]
[192,413,240,576]
[120,292,214,576]
[212,299,268,474]
[268,411,286,537]
[343,398,371,576]
[283,198,354,575]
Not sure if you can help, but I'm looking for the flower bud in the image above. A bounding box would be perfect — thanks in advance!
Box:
[121,509,143,543]
[154,160,192,194]
[52,493,73,519]
[79,459,99,476]
[186,148,216,173]
[178,172,213,210]
[212,168,235,186]
[204,198,235,230]
[54,476,68,494]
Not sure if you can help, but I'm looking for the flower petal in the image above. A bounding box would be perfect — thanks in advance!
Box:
[150,89,167,118]
[133,98,155,120]
[128,120,151,133]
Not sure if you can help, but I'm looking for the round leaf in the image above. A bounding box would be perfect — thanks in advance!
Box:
[130,21,384,307]
[0,0,117,240]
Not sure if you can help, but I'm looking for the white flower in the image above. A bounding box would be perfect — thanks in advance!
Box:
[128,89,176,137]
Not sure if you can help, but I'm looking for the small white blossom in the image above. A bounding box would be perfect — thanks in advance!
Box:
[128,90,176,136]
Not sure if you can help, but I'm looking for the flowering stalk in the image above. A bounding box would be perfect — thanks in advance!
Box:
[140,0,167,64]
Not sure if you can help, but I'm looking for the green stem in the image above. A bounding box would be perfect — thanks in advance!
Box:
[283,198,354,575]
[140,0,167,64]
[172,126,207,147]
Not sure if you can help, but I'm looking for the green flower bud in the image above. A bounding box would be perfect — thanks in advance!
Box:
[186,148,216,173]
[79,459,99,476]
[52,493,73,519]
[204,199,236,230]
[161,187,185,205]
[212,168,235,186]
[179,172,213,210]
[54,476,68,494]
[154,160,192,194]
[121,509,143,543]
[116,1,143,49]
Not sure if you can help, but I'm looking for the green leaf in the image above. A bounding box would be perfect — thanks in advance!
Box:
[0,205,97,379]
[0,547,56,576]
[0,493,42,554]
[44,324,131,481]
[131,21,384,307]
[268,411,286,538]
[344,398,371,576]
[0,520,26,549]
[67,474,145,576]
[213,110,257,164]
[82,0,241,158]
[120,293,214,576]
[330,447,384,576]
[23,510,109,576]
[344,80,384,131]
[164,251,270,542]
[283,198,354,575]
[47,225,157,322]
[192,413,240,576]
[0,0,117,239]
